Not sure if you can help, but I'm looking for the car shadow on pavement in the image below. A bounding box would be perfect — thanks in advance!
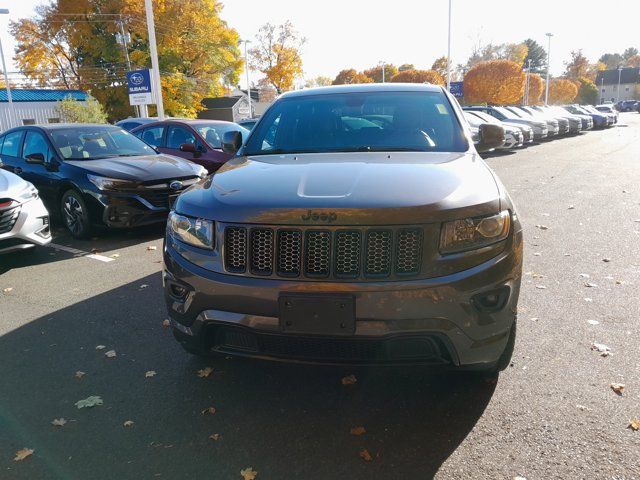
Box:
[0,274,496,480]
[49,223,165,254]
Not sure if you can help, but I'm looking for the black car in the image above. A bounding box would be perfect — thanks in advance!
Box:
[114,117,159,131]
[0,124,207,238]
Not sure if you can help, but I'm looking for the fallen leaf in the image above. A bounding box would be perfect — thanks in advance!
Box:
[209,433,222,441]
[628,419,640,431]
[75,395,103,409]
[535,225,549,230]
[350,426,366,436]
[585,282,598,288]
[51,418,67,427]
[602,258,611,263]
[616,280,624,285]
[123,420,134,427]
[341,374,357,386]
[610,383,625,396]
[162,319,171,328]
[201,406,217,415]
[95,345,106,350]
[14,448,34,461]
[139,284,148,289]
[240,467,257,480]
[147,246,157,251]
[75,371,86,379]
[105,350,116,358]
[535,285,547,290]
[359,449,373,462]
[110,253,120,258]
[145,370,157,378]
[197,367,213,378]
[3,287,13,293]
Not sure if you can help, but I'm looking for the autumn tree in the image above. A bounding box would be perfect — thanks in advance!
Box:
[522,73,544,105]
[548,78,578,104]
[389,69,444,85]
[250,21,305,94]
[398,63,415,72]
[11,0,243,120]
[305,76,332,88]
[575,77,598,105]
[363,64,398,83]
[431,56,448,77]
[623,47,639,62]
[564,50,590,79]
[627,55,640,68]
[56,96,108,123]
[499,43,528,66]
[332,69,373,85]
[463,60,525,105]
[522,39,547,73]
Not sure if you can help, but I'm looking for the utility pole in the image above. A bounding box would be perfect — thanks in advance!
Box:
[0,8,16,128]
[239,39,252,118]
[378,61,386,83]
[144,0,164,120]
[446,0,452,90]
[616,66,623,103]
[116,17,143,118]
[523,59,532,105]
[544,33,553,105]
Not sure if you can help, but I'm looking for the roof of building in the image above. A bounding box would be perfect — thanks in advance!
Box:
[595,68,640,86]
[0,89,89,103]
[201,96,243,109]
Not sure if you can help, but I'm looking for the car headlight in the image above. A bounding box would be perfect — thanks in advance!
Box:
[194,165,208,179]
[87,174,138,190]
[17,183,39,202]
[440,210,510,254]
[168,211,214,249]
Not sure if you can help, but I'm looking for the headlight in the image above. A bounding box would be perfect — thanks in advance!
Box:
[194,165,208,179]
[87,174,138,190]
[168,211,214,249]
[440,210,510,254]
[17,183,39,202]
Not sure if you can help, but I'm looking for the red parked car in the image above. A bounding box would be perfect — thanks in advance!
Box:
[131,119,249,173]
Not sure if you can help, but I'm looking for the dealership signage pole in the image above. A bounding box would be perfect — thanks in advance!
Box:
[144,0,164,120]
[0,9,16,128]
[446,0,452,90]
[240,39,252,118]
[544,32,553,105]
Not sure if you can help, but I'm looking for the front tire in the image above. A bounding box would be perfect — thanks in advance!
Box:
[61,190,91,239]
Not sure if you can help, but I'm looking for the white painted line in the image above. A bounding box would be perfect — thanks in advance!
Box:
[48,243,115,263]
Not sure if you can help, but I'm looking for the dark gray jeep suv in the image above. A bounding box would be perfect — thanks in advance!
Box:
[163,83,522,373]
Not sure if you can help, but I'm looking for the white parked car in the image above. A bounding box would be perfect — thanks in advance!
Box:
[0,167,51,254]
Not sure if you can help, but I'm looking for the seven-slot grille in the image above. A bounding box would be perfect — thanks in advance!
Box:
[0,205,20,234]
[223,225,423,280]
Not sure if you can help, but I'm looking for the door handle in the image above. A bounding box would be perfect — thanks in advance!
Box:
[14,167,23,174]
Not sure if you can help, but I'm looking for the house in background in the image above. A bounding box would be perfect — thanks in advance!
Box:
[0,89,89,131]
[595,68,640,103]
[198,88,275,123]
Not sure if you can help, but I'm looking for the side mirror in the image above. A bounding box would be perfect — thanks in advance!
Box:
[25,152,45,164]
[221,130,243,155]
[477,124,505,152]
[179,143,197,153]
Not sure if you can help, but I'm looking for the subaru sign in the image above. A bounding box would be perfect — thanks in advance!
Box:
[450,81,464,98]
[126,69,153,106]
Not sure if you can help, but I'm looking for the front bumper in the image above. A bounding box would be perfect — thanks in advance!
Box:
[0,198,51,254]
[163,230,523,367]
[87,191,173,229]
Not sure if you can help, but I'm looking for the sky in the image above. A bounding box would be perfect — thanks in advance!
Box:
[2,0,640,88]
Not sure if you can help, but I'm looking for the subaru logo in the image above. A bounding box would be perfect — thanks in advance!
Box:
[169,181,183,191]
[130,73,144,85]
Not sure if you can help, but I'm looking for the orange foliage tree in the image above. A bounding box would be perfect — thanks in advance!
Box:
[463,60,525,104]
[389,69,444,85]
[548,79,578,104]
[332,69,373,85]
[523,73,544,104]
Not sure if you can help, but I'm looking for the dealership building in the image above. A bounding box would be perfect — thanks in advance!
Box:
[595,68,640,103]
[0,89,88,132]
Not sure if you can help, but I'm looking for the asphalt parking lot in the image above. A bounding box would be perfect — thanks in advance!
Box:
[1,114,639,479]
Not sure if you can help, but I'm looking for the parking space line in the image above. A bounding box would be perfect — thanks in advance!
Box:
[48,243,115,263]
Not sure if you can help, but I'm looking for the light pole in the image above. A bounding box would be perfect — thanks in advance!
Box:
[523,59,532,105]
[600,75,604,103]
[239,39,252,117]
[544,32,553,105]
[446,0,452,90]
[0,8,16,128]
[616,65,623,103]
[378,61,386,83]
[144,0,164,120]
[116,18,143,117]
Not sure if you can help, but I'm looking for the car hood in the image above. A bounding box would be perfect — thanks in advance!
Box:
[176,152,502,225]
[0,168,31,200]
[66,154,202,182]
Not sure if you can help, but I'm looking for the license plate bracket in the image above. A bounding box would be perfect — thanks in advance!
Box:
[279,294,355,336]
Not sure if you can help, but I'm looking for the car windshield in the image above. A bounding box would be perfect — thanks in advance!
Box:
[494,106,519,118]
[50,127,155,160]
[469,111,501,125]
[243,91,468,155]
[194,123,249,149]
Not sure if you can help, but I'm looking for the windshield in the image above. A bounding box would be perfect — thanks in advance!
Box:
[470,111,501,125]
[194,123,249,149]
[50,127,156,160]
[243,91,468,155]
[494,106,518,119]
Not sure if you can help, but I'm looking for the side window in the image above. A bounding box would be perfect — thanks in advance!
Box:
[23,131,50,162]
[166,126,196,149]
[138,126,164,147]
[1,131,23,157]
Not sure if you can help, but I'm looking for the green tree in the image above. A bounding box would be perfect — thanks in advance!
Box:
[522,39,547,73]
[622,47,639,61]
[575,77,598,105]
[56,96,108,123]
[598,53,624,69]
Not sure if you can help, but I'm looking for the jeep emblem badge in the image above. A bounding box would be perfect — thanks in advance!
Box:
[301,210,337,223]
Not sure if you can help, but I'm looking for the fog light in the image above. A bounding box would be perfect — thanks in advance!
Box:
[170,284,188,300]
[472,287,510,313]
